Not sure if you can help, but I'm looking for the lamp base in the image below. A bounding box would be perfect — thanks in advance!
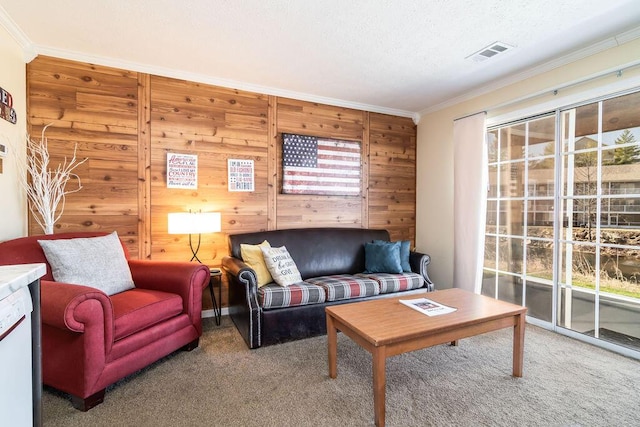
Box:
[189,233,203,263]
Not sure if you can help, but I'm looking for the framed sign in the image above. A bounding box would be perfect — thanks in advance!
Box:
[228,159,254,192]
[0,86,17,124]
[167,153,198,189]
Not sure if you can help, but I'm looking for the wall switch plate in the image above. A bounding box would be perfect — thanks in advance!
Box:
[0,143,6,157]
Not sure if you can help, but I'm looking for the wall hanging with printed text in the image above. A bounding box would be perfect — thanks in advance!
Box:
[0,86,17,124]
[228,159,255,192]
[167,152,198,189]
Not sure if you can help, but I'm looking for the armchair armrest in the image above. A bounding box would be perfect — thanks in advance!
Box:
[41,280,115,353]
[409,251,434,291]
[127,260,209,331]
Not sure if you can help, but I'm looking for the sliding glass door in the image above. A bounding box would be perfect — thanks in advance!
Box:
[558,91,640,350]
[482,90,640,355]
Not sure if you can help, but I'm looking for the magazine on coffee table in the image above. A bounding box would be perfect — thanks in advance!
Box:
[399,298,457,316]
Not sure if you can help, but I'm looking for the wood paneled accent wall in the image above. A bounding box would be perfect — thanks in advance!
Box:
[148,76,270,266]
[26,56,141,251]
[275,98,367,229]
[26,56,417,308]
[368,113,417,240]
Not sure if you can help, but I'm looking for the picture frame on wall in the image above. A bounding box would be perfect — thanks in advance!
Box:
[167,152,198,189]
[228,159,255,192]
[281,133,361,196]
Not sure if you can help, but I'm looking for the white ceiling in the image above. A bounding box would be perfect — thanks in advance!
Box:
[2,0,640,119]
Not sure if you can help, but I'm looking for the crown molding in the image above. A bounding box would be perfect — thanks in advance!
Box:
[616,25,640,45]
[0,2,415,120]
[33,44,416,120]
[416,24,640,119]
[0,5,36,61]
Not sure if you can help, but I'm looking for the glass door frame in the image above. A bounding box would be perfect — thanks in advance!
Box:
[483,88,640,361]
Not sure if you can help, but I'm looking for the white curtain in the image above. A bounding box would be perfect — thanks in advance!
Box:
[453,112,487,293]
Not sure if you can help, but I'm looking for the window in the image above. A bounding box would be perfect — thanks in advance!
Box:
[483,114,556,322]
[483,89,640,355]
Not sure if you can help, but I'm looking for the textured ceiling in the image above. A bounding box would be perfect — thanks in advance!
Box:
[2,0,640,119]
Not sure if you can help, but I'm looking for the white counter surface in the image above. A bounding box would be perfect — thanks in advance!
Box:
[0,264,46,300]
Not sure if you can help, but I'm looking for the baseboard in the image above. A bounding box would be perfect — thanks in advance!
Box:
[202,307,229,319]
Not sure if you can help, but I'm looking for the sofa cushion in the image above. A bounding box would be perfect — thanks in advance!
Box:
[258,282,326,309]
[38,231,135,296]
[261,245,303,287]
[240,240,273,287]
[111,288,183,341]
[398,240,412,272]
[358,272,424,294]
[305,274,380,302]
[364,241,402,273]
[374,239,412,272]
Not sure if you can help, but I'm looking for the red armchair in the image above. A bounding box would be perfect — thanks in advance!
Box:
[0,232,210,410]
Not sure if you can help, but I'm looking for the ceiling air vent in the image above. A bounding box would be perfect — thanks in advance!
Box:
[467,42,514,62]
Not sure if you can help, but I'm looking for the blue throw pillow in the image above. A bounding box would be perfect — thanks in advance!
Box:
[364,241,402,274]
[373,239,411,272]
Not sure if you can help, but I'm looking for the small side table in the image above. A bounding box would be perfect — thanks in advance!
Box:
[208,268,222,325]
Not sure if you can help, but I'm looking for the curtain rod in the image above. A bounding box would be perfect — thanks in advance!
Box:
[453,111,486,122]
[454,59,640,121]
[489,61,640,112]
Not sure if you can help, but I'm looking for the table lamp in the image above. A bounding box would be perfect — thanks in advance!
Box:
[168,211,221,263]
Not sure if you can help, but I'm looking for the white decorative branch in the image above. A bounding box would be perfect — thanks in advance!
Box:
[14,124,88,234]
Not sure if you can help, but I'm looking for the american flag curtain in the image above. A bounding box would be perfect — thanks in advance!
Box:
[282,133,361,196]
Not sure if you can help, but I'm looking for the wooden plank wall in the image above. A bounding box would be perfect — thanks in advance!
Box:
[149,76,269,267]
[26,56,141,251]
[369,113,417,243]
[26,56,417,309]
[275,98,366,229]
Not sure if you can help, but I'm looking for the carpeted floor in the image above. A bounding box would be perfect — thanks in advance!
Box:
[43,316,640,426]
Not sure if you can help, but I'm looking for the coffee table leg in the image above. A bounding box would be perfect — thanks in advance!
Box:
[513,312,525,377]
[327,313,338,379]
[373,346,386,427]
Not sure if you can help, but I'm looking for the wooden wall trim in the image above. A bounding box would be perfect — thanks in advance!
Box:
[267,95,277,230]
[361,111,370,228]
[137,73,152,259]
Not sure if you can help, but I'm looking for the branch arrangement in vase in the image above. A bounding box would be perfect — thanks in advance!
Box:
[15,124,88,234]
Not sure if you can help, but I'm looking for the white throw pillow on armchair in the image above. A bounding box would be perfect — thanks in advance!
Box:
[38,231,135,296]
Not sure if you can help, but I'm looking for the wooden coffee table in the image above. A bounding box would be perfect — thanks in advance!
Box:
[325,288,527,427]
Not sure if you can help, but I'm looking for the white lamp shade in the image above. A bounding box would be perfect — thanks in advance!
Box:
[168,212,221,234]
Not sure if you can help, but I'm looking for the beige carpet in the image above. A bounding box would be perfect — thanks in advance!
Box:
[43,316,640,426]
